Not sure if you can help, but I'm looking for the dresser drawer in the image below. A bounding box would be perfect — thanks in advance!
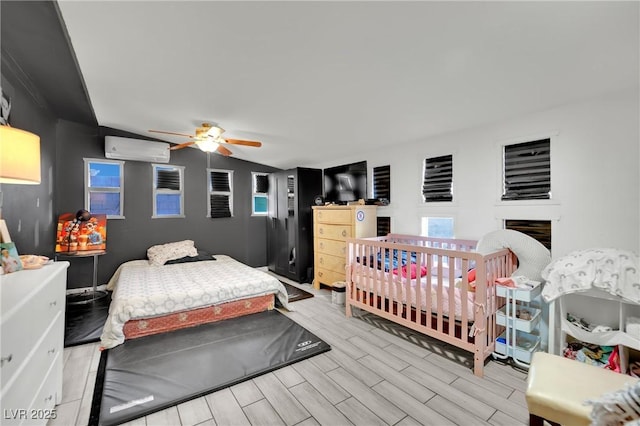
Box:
[317,239,347,257]
[1,279,64,388]
[26,351,61,426]
[315,267,345,287]
[315,209,352,224]
[1,313,63,410]
[316,224,352,241]
[317,253,346,275]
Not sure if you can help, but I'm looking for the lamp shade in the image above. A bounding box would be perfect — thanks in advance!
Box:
[0,126,41,184]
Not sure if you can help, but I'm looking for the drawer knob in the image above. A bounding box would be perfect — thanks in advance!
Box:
[44,395,53,402]
[318,271,323,277]
[48,348,56,355]
[49,300,57,307]
[342,230,347,237]
[319,242,324,249]
[1,354,13,367]
[319,228,323,234]
[320,258,324,264]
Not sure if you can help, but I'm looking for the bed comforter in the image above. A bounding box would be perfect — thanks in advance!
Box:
[101,255,289,348]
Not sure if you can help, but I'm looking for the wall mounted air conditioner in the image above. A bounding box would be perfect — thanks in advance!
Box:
[105,136,170,163]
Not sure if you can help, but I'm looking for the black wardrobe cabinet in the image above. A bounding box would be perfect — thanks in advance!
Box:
[267,167,322,283]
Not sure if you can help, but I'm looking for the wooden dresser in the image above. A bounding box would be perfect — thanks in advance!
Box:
[0,261,69,425]
[312,205,376,289]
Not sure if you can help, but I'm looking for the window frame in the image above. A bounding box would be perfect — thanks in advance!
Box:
[152,164,185,219]
[207,168,234,218]
[502,138,551,202]
[84,158,125,219]
[251,172,269,216]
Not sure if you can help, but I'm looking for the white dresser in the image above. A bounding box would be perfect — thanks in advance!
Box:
[0,261,69,425]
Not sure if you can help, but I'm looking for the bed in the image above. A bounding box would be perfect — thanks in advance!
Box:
[101,254,290,349]
[346,234,516,377]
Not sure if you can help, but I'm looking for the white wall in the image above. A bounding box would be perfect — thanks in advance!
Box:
[310,90,639,257]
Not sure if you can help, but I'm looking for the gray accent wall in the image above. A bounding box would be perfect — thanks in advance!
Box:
[2,1,281,289]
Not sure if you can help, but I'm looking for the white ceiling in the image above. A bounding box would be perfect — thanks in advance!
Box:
[57,1,639,169]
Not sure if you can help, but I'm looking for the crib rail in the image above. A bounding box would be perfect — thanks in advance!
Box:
[345,234,515,377]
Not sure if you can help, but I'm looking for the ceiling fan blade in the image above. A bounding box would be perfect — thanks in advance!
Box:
[149,129,195,138]
[216,144,233,156]
[223,138,262,147]
[170,141,196,150]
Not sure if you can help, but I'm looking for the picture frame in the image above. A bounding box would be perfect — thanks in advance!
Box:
[0,241,22,273]
[55,213,107,254]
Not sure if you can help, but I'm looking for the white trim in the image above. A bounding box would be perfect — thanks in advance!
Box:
[84,158,125,219]
[251,172,269,216]
[494,130,559,205]
[207,168,234,218]
[152,164,185,218]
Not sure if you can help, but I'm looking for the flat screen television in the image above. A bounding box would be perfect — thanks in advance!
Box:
[323,161,367,204]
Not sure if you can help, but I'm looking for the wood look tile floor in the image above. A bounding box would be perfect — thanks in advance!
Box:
[50,274,530,426]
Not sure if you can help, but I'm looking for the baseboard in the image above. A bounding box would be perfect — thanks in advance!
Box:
[66,284,108,295]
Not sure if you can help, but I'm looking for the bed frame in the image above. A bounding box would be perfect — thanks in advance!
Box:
[345,234,516,377]
[123,294,275,340]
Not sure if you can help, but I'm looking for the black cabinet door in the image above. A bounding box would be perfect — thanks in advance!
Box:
[267,168,322,282]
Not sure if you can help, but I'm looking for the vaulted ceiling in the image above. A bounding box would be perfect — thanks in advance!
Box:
[47,2,640,168]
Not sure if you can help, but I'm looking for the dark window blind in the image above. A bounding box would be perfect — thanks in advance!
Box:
[502,139,550,200]
[255,174,269,194]
[373,165,390,201]
[505,219,551,251]
[210,195,231,218]
[156,169,180,190]
[422,155,453,202]
[210,171,230,192]
[377,216,391,237]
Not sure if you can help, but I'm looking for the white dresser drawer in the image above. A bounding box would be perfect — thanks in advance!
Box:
[2,351,60,426]
[1,313,63,411]
[1,278,64,388]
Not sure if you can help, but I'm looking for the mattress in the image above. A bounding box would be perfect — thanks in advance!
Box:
[101,255,289,348]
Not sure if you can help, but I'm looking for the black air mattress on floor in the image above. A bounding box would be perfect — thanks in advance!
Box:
[65,293,111,347]
[90,310,330,426]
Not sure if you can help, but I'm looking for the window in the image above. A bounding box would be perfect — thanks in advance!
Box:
[372,165,391,202]
[153,164,184,218]
[422,155,453,202]
[505,219,551,251]
[252,172,269,216]
[208,169,233,218]
[377,216,391,237]
[84,158,124,218]
[502,138,550,201]
[421,217,454,238]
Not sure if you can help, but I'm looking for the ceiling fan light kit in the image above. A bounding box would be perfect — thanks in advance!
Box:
[148,122,261,157]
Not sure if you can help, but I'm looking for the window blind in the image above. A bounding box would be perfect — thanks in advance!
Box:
[255,174,269,194]
[377,216,391,237]
[505,219,551,250]
[502,139,550,200]
[210,171,230,192]
[373,165,390,201]
[210,195,231,218]
[422,155,453,202]
[156,169,180,190]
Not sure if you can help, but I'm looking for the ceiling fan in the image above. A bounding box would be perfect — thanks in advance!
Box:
[149,123,262,156]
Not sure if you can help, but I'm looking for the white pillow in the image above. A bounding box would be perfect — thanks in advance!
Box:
[476,229,551,282]
[147,240,198,266]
